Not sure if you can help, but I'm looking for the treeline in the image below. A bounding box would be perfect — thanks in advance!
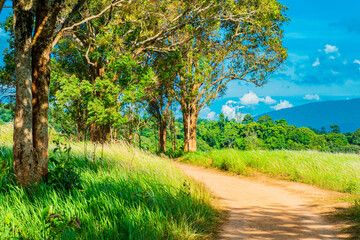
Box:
[2,103,360,154]
[195,114,360,153]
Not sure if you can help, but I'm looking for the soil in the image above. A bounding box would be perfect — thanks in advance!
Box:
[175,162,356,240]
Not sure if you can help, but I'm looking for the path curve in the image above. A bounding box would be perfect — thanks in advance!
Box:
[176,162,351,240]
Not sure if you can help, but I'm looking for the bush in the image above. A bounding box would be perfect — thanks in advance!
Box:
[45,140,82,191]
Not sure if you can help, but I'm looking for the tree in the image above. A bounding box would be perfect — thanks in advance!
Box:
[145,52,180,153]
[175,0,288,152]
[242,114,253,124]
[11,0,243,184]
[257,115,274,126]
[12,0,123,186]
[13,0,36,186]
[275,119,288,126]
[350,128,360,146]
[330,124,340,134]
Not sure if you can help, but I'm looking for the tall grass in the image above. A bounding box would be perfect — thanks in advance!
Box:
[181,149,360,194]
[0,124,220,239]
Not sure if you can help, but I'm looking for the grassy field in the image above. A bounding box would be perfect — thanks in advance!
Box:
[0,124,220,239]
[181,149,360,194]
[180,149,360,232]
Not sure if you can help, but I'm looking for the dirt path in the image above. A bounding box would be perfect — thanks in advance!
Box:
[175,163,353,240]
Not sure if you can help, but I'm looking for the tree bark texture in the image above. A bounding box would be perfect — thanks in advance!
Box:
[158,117,167,153]
[182,110,198,152]
[90,124,110,143]
[13,0,35,186]
[32,0,62,179]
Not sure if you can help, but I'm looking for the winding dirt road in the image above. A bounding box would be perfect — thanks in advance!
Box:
[176,163,353,240]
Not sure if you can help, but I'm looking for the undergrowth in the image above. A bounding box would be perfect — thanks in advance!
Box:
[0,124,220,239]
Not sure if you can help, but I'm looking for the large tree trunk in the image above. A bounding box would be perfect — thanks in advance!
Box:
[158,117,167,153]
[183,111,198,152]
[90,124,110,143]
[32,0,61,180]
[13,0,35,186]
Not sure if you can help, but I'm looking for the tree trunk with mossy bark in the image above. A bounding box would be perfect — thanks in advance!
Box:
[31,0,62,180]
[13,0,35,186]
[158,116,167,153]
[182,109,198,152]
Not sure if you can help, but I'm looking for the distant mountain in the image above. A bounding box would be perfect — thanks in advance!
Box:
[255,98,360,133]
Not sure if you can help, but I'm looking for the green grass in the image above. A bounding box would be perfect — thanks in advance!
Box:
[181,148,360,234]
[0,124,220,239]
[181,149,360,194]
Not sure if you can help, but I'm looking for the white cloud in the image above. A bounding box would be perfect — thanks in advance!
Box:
[303,94,320,101]
[329,56,335,60]
[240,91,261,105]
[221,104,237,119]
[221,101,245,120]
[206,111,216,120]
[263,96,277,105]
[199,107,217,120]
[240,91,276,105]
[324,44,338,54]
[312,58,320,67]
[271,100,293,111]
[226,100,238,105]
[354,59,360,65]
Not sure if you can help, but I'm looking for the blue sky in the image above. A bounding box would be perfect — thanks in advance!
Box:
[200,0,360,120]
[0,1,359,119]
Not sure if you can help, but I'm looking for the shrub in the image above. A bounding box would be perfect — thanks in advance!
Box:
[45,140,82,191]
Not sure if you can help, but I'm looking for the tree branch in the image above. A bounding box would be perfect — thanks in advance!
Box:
[52,0,130,49]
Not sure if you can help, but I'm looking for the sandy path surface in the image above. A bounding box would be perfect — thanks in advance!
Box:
[176,162,352,240]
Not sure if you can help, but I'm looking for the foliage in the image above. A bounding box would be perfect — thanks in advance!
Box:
[194,116,359,154]
[0,14,15,101]
[46,140,82,191]
[0,106,13,124]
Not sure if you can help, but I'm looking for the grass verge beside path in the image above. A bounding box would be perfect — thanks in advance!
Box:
[180,149,360,234]
[0,124,220,239]
[181,149,360,194]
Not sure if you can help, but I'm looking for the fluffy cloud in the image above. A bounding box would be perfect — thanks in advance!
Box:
[312,58,320,67]
[324,44,338,54]
[263,96,277,105]
[221,100,244,120]
[240,91,276,105]
[354,59,360,65]
[271,100,293,111]
[221,104,237,119]
[206,111,216,120]
[240,91,261,105]
[303,94,320,101]
[199,107,216,120]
